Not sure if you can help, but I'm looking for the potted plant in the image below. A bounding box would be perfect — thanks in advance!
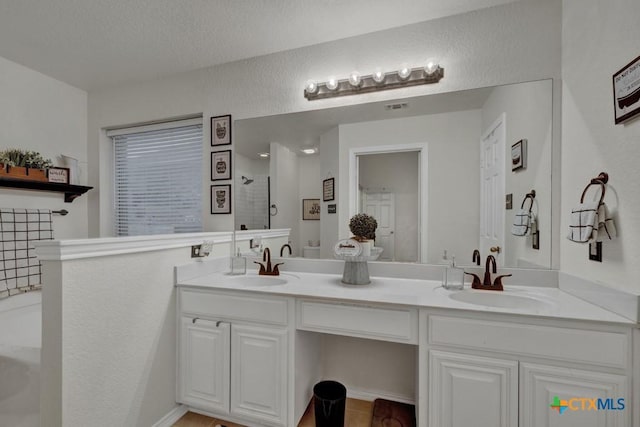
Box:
[348,213,378,256]
[0,149,53,182]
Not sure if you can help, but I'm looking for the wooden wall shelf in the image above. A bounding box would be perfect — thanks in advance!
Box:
[0,177,93,203]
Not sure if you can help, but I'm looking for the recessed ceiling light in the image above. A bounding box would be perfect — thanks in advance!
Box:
[301,148,317,154]
[258,152,270,158]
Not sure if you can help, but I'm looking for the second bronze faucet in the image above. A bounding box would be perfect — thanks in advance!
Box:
[465,254,511,291]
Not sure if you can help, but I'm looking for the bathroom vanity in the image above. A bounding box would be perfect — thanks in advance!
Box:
[175,268,636,427]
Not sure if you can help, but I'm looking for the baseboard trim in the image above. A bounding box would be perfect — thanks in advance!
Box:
[152,404,189,427]
[346,386,415,406]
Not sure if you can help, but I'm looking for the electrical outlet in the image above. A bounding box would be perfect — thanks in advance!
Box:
[191,245,202,258]
[589,242,602,262]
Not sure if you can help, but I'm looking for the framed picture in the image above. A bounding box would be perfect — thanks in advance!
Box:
[211,184,231,214]
[47,167,70,184]
[211,114,232,146]
[211,150,232,181]
[613,55,640,124]
[302,199,320,220]
[511,139,527,171]
[322,177,335,201]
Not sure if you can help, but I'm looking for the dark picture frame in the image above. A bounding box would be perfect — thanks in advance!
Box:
[211,114,232,146]
[511,139,527,171]
[211,150,232,181]
[302,198,320,220]
[613,54,640,124]
[322,177,335,201]
[47,167,70,184]
[211,184,232,214]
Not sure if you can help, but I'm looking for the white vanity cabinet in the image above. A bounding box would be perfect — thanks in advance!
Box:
[177,288,290,427]
[179,317,230,414]
[425,311,632,427]
[428,350,518,427]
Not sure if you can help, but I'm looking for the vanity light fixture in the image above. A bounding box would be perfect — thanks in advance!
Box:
[301,148,317,155]
[258,152,270,158]
[304,61,444,101]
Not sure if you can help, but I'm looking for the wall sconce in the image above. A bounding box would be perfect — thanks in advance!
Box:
[304,61,444,101]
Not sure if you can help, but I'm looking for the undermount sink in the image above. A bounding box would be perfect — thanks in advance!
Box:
[226,275,288,286]
[445,289,552,310]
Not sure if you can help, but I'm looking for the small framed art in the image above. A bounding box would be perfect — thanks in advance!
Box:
[323,177,335,201]
[211,114,232,146]
[302,199,320,220]
[211,150,232,181]
[613,54,640,124]
[211,184,232,214]
[47,167,70,184]
[511,139,527,171]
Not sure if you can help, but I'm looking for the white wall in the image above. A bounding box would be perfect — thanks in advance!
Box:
[320,127,340,259]
[561,0,640,292]
[39,237,232,427]
[298,155,321,253]
[87,0,562,238]
[0,56,88,238]
[270,143,300,256]
[339,110,482,264]
[359,152,419,262]
[481,79,553,268]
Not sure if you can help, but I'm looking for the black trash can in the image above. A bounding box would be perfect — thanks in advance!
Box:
[313,380,346,427]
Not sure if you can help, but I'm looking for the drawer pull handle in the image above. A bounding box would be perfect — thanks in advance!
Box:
[192,317,199,324]
[216,321,223,327]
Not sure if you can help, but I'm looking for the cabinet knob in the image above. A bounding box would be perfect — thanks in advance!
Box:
[490,246,501,254]
[192,317,199,324]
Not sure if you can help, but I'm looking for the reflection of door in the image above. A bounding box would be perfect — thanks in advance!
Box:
[480,114,505,265]
[363,192,395,261]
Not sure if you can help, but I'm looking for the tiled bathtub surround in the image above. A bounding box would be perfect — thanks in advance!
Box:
[0,208,53,299]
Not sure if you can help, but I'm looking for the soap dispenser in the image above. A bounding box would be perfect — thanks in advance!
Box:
[230,248,246,275]
[442,256,464,290]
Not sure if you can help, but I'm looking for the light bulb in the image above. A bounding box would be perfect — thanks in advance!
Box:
[424,59,439,75]
[372,69,386,84]
[305,80,318,94]
[348,71,361,87]
[398,66,412,80]
[326,78,339,91]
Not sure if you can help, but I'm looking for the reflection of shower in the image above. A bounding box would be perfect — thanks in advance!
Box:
[241,176,254,185]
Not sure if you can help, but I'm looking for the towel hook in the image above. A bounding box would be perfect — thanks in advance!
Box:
[580,172,608,204]
[520,190,536,212]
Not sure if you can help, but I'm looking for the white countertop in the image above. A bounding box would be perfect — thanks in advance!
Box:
[177,270,634,325]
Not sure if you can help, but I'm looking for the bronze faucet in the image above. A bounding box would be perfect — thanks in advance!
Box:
[464,255,511,291]
[472,249,481,265]
[254,247,283,276]
[280,244,292,257]
[483,255,496,286]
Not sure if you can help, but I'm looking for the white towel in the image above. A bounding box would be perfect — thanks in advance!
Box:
[511,208,534,236]
[596,202,617,241]
[567,202,616,243]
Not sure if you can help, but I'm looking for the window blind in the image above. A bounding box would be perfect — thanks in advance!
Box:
[111,120,203,236]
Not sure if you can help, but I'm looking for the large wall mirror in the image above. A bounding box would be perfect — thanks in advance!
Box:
[234,79,553,269]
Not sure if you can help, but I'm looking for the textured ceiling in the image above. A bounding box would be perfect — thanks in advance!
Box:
[0,0,517,90]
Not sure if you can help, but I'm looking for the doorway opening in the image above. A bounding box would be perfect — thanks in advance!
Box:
[350,144,427,263]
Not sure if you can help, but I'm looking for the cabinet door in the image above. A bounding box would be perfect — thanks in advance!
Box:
[231,324,288,426]
[521,363,628,427]
[429,350,518,427]
[178,317,230,414]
